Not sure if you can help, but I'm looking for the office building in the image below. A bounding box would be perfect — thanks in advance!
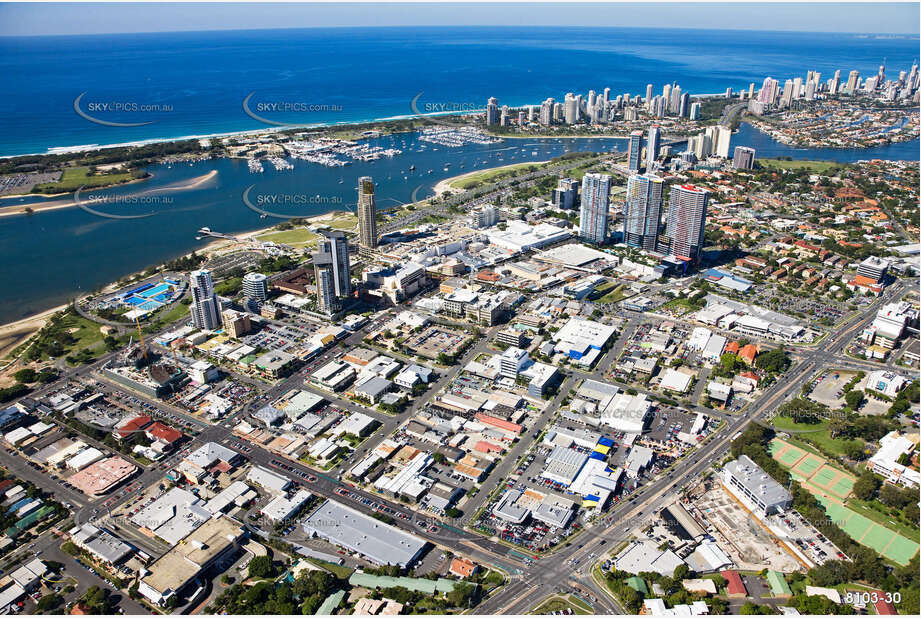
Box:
[222,309,251,337]
[627,130,643,172]
[579,173,612,244]
[646,125,660,170]
[357,176,378,250]
[470,204,499,228]
[732,146,756,170]
[242,272,268,302]
[138,516,244,606]
[722,455,792,516]
[868,431,919,488]
[313,229,351,314]
[664,184,709,266]
[189,269,220,330]
[856,256,889,283]
[623,174,663,251]
[552,178,580,210]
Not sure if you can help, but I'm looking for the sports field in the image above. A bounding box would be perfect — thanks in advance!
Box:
[770,438,918,565]
[770,439,854,500]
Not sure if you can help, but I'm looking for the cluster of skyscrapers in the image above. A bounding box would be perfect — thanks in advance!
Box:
[313,175,380,314]
[578,167,710,269]
[626,126,662,172]
[751,61,920,114]
[488,80,709,129]
[488,60,920,132]
[685,125,733,161]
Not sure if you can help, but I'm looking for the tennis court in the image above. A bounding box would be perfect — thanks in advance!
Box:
[769,440,806,467]
[771,439,856,499]
[771,438,918,565]
[815,493,919,565]
[791,453,822,476]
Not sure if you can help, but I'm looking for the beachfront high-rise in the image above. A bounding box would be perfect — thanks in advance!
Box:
[486,97,499,126]
[664,184,710,266]
[357,176,378,250]
[627,130,643,172]
[846,70,860,94]
[646,125,660,170]
[623,174,664,252]
[189,269,221,330]
[313,229,351,314]
[578,173,612,244]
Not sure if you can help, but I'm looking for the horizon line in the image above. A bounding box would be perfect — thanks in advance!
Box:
[2,23,920,39]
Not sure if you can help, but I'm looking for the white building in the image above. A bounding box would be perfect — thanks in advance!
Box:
[722,455,792,516]
[865,371,909,398]
[867,431,919,488]
[598,392,652,433]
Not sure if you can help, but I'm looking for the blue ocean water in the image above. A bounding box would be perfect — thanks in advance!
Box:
[0,26,918,156]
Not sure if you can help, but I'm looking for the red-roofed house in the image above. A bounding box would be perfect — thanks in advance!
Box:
[145,422,183,447]
[449,557,478,578]
[116,415,152,439]
[724,341,740,355]
[721,570,747,598]
[739,371,760,385]
[739,344,759,365]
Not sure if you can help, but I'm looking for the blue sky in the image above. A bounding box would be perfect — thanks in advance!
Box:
[1,2,919,36]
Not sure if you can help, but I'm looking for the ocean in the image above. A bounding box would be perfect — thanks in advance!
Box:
[0,26,919,323]
[0,26,918,156]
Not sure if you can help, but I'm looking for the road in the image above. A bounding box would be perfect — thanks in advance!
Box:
[6,144,915,614]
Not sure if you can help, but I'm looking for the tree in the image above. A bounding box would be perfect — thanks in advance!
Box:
[755,347,790,374]
[13,368,37,383]
[672,563,690,581]
[36,369,58,384]
[852,471,879,500]
[879,483,909,508]
[739,601,774,616]
[36,594,63,613]
[843,439,865,460]
[844,389,865,410]
[248,555,276,579]
[0,383,28,403]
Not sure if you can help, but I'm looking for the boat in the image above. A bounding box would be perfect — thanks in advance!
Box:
[409,165,415,171]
